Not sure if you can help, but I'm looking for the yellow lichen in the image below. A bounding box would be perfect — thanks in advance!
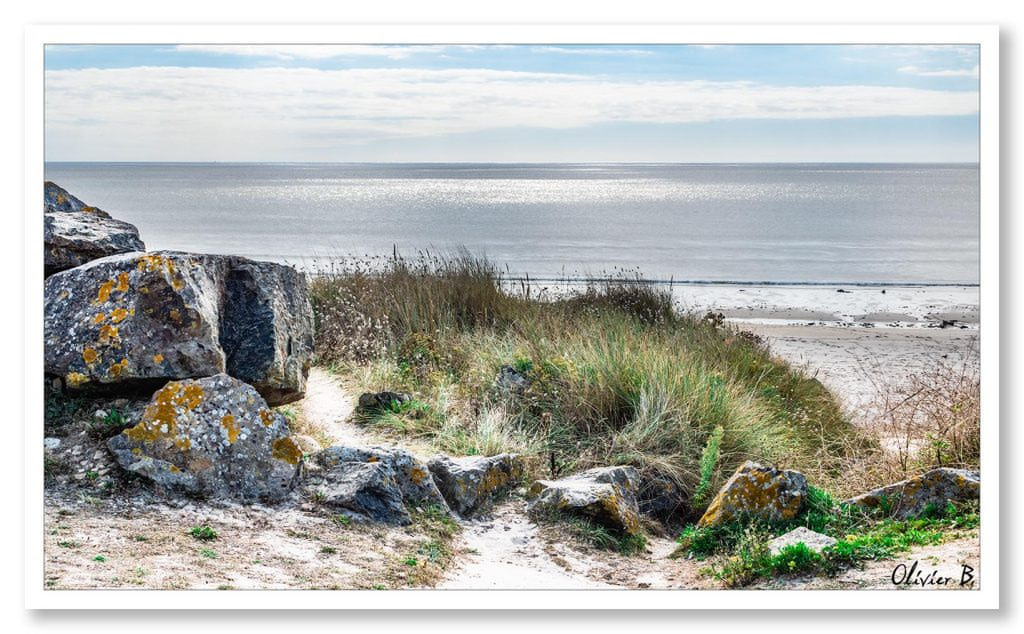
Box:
[181,384,203,409]
[220,414,240,444]
[107,358,129,378]
[93,312,107,325]
[153,353,165,364]
[168,465,181,473]
[258,408,274,427]
[272,437,303,465]
[168,309,181,323]
[110,307,129,323]
[98,324,119,344]
[94,280,114,305]
[115,272,130,293]
[410,467,427,485]
[82,347,99,366]
[66,372,89,388]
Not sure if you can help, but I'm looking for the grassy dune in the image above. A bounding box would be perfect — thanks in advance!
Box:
[309,252,872,511]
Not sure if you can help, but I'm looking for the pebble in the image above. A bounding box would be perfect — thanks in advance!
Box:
[44,437,61,450]
[94,410,107,420]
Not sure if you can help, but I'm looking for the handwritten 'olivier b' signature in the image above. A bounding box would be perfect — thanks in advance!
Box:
[891,561,976,588]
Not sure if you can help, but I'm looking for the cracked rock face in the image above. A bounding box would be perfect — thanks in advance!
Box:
[44,250,313,405]
[697,461,808,527]
[527,466,643,535]
[106,374,303,502]
[310,445,450,520]
[43,182,145,276]
[843,468,979,519]
[427,453,524,517]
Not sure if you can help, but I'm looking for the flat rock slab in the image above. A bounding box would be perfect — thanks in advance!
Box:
[698,461,808,527]
[45,250,313,405]
[843,468,979,519]
[527,466,643,535]
[427,453,524,516]
[45,212,145,276]
[106,374,303,502]
[767,526,837,556]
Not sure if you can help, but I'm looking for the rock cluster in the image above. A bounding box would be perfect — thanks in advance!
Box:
[43,183,314,502]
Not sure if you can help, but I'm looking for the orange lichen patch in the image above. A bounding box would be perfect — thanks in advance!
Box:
[110,307,129,323]
[220,414,240,444]
[98,324,119,344]
[174,435,192,451]
[82,347,99,366]
[477,467,511,496]
[272,437,303,465]
[93,312,107,325]
[367,456,379,463]
[131,447,142,455]
[94,280,114,305]
[181,384,204,409]
[168,465,182,473]
[66,372,89,388]
[153,353,165,364]
[409,467,428,485]
[258,408,274,427]
[168,309,182,323]
[56,193,66,205]
[107,358,129,378]
[115,272,130,293]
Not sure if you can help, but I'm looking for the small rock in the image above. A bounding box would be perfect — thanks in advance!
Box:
[43,437,61,450]
[527,466,643,535]
[94,410,107,420]
[767,526,837,556]
[496,365,529,394]
[357,391,412,411]
[292,435,322,454]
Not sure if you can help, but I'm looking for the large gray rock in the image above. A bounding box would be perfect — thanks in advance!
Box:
[44,250,313,405]
[106,374,303,501]
[427,453,524,516]
[527,466,643,535]
[312,445,449,512]
[697,461,808,528]
[43,182,145,276]
[843,468,980,519]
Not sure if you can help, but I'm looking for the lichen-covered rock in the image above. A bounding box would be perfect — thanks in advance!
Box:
[697,461,807,527]
[843,468,980,519]
[45,181,111,217]
[527,466,643,535]
[767,526,837,556]
[310,445,450,515]
[106,374,303,501]
[44,250,313,405]
[43,182,145,276]
[427,453,524,516]
[45,212,146,276]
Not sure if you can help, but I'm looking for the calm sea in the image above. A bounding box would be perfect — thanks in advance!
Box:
[42,163,980,285]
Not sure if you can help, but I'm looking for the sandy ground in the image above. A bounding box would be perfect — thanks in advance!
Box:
[740,323,979,421]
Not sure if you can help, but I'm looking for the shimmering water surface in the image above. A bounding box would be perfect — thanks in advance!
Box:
[43,163,979,284]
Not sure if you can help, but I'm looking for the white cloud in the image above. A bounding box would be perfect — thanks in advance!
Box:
[898,64,979,78]
[45,66,979,160]
[175,44,484,60]
[529,46,654,56]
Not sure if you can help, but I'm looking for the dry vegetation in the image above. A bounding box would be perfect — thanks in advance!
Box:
[309,251,869,510]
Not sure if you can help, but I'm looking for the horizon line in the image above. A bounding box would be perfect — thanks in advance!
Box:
[44,160,981,165]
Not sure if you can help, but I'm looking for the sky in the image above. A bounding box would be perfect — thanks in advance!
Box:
[44,44,980,162]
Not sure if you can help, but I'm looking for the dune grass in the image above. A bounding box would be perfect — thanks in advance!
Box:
[309,251,869,510]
